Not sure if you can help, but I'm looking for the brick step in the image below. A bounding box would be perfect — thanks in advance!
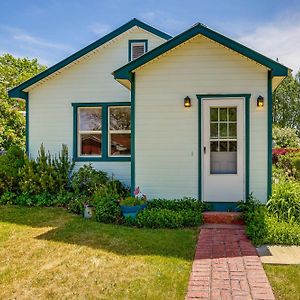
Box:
[203,211,244,225]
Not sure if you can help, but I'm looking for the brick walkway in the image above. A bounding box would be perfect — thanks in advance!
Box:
[186,225,275,300]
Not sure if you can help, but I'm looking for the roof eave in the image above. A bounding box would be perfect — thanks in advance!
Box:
[8,18,172,99]
[114,24,290,80]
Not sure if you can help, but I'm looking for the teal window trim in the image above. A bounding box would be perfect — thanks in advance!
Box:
[130,74,135,195]
[128,39,148,62]
[267,71,272,198]
[72,102,131,162]
[8,18,172,100]
[196,94,251,201]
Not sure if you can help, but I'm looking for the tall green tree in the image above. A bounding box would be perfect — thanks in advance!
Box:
[273,70,300,134]
[0,54,47,150]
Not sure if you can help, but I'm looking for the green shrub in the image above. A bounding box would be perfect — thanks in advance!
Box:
[147,198,205,212]
[0,145,25,194]
[267,180,300,223]
[239,194,300,245]
[71,164,108,196]
[94,183,122,224]
[136,208,203,229]
[276,152,300,179]
[19,144,73,196]
[68,195,86,215]
[238,195,268,245]
[273,126,300,148]
[264,216,300,245]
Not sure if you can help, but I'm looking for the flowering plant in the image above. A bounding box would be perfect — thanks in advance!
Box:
[119,187,147,206]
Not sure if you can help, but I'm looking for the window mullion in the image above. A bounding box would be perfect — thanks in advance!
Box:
[102,105,108,159]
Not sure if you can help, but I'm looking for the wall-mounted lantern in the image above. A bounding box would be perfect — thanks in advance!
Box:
[257,95,264,108]
[184,96,191,107]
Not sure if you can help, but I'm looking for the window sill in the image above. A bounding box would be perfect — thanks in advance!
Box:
[74,156,131,162]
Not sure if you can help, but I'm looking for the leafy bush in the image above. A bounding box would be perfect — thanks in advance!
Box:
[267,180,300,223]
[275,151,300,179]
[136,208,203,229]
[19,144,73,195]
[94,183,122,224]
[71,164,108,196]
[264,216,300,245]
[239,194,300,245]
[0,145,25,194]
[147,198,205,212]
[273,126,300,148]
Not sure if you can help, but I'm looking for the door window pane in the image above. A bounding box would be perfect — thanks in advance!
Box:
[210,108,218,122]
[229,123,237,138]
[229,108,237,121]
[220,108,227,121]
[220,123,227,138]
[209,106,237,174]
[210,123,218,138]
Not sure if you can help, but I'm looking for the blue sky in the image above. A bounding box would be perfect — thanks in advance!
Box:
[1,0,300,73]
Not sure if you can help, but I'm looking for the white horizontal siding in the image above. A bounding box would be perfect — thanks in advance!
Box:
[28,27,165,182]
[135,34,268,202]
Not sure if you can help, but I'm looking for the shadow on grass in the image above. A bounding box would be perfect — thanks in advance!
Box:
[0,206,198,260]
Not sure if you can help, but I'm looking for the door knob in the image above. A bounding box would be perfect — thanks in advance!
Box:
[204,146,206,154]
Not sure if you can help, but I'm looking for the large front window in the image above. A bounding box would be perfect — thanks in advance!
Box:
[73,103,131,161]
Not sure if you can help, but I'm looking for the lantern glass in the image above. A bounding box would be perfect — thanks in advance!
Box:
[257,96,264,108]
[184,96,191,107]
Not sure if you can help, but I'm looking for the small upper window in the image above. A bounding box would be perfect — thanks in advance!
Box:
[129,40,148,61]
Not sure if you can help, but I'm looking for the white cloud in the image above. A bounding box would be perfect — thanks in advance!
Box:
[0,26,72,66]
[88,23,112,36]
[4,26,69,51]
[237,14,300,74]
[140,10,187,34]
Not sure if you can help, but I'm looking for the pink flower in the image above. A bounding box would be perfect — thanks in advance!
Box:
[134,186,140,196]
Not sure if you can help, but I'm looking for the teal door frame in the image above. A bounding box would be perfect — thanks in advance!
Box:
[197,94,251,210]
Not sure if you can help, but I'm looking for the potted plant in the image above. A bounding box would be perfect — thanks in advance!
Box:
[119,187,147,218]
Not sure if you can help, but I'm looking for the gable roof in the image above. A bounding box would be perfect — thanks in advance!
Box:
[113,22,290,82]
[8,18,172,99]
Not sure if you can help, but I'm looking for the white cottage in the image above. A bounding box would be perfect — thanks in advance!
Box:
[9,19,289,210]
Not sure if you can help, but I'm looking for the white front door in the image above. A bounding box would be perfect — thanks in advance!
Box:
[202,98,245,202]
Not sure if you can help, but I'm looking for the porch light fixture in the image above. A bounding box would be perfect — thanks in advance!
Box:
[257,95,264,108]
[184,96,191,107]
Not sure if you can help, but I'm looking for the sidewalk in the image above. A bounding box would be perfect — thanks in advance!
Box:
[186,225,275,300]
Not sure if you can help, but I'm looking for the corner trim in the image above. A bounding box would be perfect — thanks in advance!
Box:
[267,71,272,198]
[196,94,251,202]
[130,74,136,194]
[72,102,131,162]
[24,92,29,154]
[128,39,148,62]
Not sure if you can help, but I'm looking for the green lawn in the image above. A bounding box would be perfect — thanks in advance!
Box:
[264,264,300,300]
[0,206,198,300]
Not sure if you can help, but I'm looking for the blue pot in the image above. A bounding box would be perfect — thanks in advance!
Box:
[120,203,147,219]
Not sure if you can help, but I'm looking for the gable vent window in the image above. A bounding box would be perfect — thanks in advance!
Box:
[129,40,148,61]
